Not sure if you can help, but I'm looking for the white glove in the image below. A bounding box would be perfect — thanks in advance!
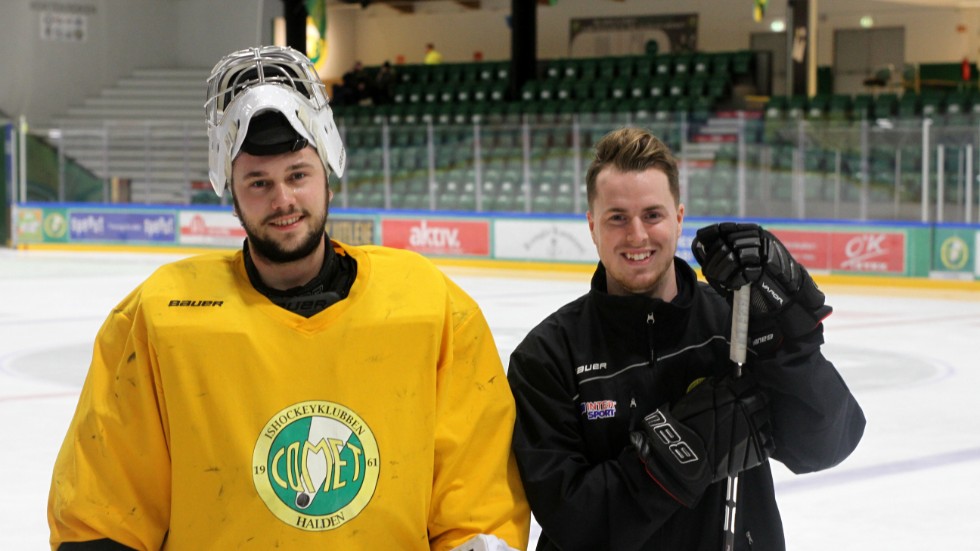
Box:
[448,534,520,551]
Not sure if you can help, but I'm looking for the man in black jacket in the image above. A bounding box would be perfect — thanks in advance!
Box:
[507,127,865,550]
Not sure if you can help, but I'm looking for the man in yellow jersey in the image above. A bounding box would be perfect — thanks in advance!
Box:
[48,45,529,551]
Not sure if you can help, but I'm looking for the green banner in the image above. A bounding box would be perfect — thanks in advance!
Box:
[14,206,68,243]
[306,0,327,72]
[932,227,978,278]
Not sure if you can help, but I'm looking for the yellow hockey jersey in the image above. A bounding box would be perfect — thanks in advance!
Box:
[48,242,530,550]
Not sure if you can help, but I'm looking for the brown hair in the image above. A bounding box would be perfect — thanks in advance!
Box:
[585,127,680,211]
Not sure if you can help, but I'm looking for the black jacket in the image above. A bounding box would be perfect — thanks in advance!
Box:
[507,258,866,551]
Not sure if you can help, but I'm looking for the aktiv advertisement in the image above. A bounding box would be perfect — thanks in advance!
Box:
[381,218,489,256]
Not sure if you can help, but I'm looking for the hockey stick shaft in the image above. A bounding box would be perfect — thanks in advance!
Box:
[723,285,750,551]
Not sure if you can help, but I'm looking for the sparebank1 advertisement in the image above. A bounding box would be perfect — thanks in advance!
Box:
[931,227,978,279]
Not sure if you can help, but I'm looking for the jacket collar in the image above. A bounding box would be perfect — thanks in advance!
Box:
[588,257,698,338]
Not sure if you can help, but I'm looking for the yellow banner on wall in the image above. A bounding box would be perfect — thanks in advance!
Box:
[306,0,327,73]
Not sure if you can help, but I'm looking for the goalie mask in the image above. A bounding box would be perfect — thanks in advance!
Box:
[205,45,346,197]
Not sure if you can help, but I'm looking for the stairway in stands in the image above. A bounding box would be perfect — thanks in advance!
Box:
[51,67,211,204]
[682,110,763,216]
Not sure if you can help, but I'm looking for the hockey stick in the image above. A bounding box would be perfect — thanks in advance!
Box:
[723,285,750,551]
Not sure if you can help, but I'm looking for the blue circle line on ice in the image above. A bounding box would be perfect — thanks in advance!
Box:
[775,447,980,494]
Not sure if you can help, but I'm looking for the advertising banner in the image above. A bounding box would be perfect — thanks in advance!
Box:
[931,227,977,279]
[177,212,376,249]
[569,13,698,56]
[494,219,597,263]
[677,226,699,266]
[70,211,176,244]
[9,203,973,281]
[771,228,907,274]
[14,207,45,243]
[381,218,489,257]
[179,210,245,248]
[41,208,69,243]
[14,207,76,243]
[327,217,376,246]
[830,231,906,273]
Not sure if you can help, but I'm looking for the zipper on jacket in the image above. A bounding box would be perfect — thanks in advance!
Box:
[628,393,639,431]
[646,311,656,364]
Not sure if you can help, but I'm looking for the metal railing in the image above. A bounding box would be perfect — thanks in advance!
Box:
[11,111,980,223]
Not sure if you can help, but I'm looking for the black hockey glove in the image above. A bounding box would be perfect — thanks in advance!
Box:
[630,374,774,507]
[691,222,832,355]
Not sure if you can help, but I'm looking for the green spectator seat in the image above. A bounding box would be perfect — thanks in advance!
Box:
[920,91,944,116]
[429,64,448,84]
[520,81,539,102]
[397,64,422,84]
[555,79,575,101]
[943,91,966,115]
[852,94,873,119]
[668,76,688,97]
[807,94,830,119]
[786,95,807,118]
[545,59,565,79]
[592,81,612,100]
[692,53,712,76]
[712,53,732,77]
[873,93,898,119]
[487,82,507,102]
[673,52,694,76]
[478,63,496,82]
[732,50,753,75]
[579,59,598,80]
[655,54,674,77]
[672,96,693,114]
[764,95,788,119]
[629,78,649,100]
[438,86,455,103]
[691,95,715,119]
[648,77,669,98]
[598,59,617,80]
[462,63,480,83]
[827,94,852,121]
[443,63,464,84]
[538,80,558,101]
[573,80,593,100]
[494,61,510,81]
[391,84,409,104]
[617,56,637,79]
[635,57,654,79]
[706,75,730,99]
[470,83,489,103]
[898,93,921,118]
[686,76,708,98]
[422,83,439,104]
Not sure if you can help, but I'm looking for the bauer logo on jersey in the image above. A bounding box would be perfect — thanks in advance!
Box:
[252,400,380,531]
